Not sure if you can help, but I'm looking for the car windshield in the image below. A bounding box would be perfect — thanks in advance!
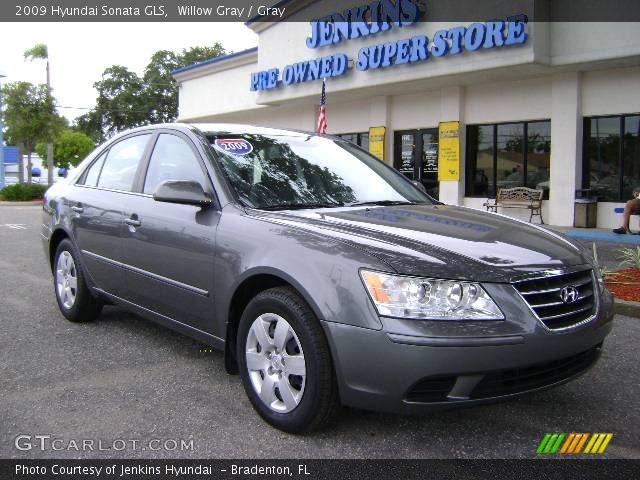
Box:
[207,133,433,210]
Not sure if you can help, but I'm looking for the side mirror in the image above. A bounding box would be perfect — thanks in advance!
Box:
[152,180,212,207]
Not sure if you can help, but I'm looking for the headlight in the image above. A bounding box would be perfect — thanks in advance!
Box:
[360,270,504,320]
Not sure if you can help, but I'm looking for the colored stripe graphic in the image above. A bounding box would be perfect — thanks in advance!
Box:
[537,433,565,454]
[573,433,589,453]
[560,433,576,453]
[538,433,613,454]
[537,433,552,454]
[585,433,613,453]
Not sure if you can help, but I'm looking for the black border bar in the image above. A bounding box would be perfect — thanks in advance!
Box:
[5,0,640,22]
[1,459,639,480]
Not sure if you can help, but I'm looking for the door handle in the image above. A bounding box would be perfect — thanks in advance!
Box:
[71,205,84,213]
[124,217,141,227]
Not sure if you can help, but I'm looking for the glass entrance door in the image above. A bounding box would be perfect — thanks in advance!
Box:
[394,129,439,199]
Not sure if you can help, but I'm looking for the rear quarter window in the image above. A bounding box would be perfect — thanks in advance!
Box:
[78,152,107,187]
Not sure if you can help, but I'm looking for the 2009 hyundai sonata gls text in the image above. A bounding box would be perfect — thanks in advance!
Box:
[43,123,614,432]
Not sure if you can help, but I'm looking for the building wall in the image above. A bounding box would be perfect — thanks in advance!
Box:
[175,18,640,229]
[582,66,640,116]
[177,61,259,120]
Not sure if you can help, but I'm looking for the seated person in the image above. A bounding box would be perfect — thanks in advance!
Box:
[613,186,640,234]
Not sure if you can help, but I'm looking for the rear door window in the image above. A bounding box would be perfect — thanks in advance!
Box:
[97,134,151,191]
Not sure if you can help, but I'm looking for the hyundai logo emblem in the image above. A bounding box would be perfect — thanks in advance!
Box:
[560,286,579,304]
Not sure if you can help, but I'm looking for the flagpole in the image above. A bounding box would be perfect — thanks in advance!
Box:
[316,77,327,134]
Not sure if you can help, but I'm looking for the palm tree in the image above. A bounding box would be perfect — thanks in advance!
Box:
[24,43,54,185]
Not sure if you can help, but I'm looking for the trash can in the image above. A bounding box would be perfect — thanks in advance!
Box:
[574,197,597,228]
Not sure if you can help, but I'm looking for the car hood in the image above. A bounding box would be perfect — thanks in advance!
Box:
[251,204,592,282]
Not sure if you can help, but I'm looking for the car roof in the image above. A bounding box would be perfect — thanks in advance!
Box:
[187,122,320,138]
[106,122,336,142]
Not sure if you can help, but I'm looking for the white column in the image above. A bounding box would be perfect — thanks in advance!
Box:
[549,72,582,226]
[369,96,392,165]
[438,86,465,205]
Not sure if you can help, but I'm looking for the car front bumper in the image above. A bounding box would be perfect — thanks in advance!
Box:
[322,288,615,415]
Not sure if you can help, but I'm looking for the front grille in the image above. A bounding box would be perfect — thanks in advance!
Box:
[470,345,601,399]
[513,269,596,330]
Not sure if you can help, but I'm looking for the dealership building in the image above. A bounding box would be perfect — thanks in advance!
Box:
[173,1,640,228]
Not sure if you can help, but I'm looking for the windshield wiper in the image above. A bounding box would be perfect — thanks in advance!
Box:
[345,200,424,207]
[258,202,345,211]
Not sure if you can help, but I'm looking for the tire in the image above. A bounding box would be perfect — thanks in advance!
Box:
[237,286,340,433]
[53,239,103,323]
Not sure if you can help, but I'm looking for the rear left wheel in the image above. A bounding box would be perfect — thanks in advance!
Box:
[54,239,103,322]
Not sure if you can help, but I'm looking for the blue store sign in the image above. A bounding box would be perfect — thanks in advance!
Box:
[250,0,528,91]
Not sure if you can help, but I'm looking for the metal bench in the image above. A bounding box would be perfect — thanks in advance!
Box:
[484,187,544,224]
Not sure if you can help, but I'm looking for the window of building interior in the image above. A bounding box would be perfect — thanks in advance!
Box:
[466,121,551,199]
[583,114,640,202]
[335,132,370,151]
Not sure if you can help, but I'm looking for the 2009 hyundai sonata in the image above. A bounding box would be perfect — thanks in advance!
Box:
[42,123,614,432]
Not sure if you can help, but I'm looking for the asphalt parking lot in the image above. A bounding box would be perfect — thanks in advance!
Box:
[0,204,638,459]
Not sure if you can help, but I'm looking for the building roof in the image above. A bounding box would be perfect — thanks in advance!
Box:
[171,47,258,76]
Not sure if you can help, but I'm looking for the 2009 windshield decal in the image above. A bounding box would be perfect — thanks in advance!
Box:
[214,139,254,156]
[250,0,528,91]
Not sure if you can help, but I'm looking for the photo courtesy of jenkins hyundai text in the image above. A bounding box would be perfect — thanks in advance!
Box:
[42,123,614,433]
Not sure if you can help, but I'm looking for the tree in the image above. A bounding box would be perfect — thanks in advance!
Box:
[93,65,149,138]
[36,129,94,170]
[73,109,104,144]
[24,44,48,61]
[143,50,181,124]
[25,43,56,185]
[143,44,227,124]
[0,82,58,183]
[74,43,227,140]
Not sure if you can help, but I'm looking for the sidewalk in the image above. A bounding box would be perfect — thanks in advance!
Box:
[0,200,43,206]
[548,225,640,317]
[548,225,639,271]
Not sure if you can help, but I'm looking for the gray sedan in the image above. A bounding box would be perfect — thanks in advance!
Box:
[42,123,614,432]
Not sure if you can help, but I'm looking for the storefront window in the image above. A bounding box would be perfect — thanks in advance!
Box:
[393,128,439,199]
[583,114,639,202]
[526,122,551,191]
[466,120,550,198]
[623,116,640,200]
[466,125,494,197]
[335,132,369,151]
[496,123,524,191]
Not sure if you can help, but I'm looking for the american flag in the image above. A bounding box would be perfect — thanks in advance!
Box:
[316,78,327,134]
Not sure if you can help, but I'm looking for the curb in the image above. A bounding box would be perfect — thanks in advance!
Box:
[0,200,43,206]
[614,298,640,318]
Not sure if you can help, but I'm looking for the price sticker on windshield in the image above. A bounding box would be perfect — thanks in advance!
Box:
[214,138,254,156]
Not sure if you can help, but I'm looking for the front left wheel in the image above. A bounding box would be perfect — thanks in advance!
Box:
[237,287,339,433]
[53,239,103,323]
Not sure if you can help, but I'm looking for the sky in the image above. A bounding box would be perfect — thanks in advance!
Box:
[0,22,258,122]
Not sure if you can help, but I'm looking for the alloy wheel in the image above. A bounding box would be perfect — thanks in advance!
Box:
[245,313,306,413]
[56,251,77,310]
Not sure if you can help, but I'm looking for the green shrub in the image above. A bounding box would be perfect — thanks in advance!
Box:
[618,246,640,270]
[0,183,48,201]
